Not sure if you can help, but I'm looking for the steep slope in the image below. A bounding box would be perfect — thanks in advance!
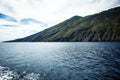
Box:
[8,7,120,42]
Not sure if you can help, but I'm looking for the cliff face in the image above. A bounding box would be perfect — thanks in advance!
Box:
[8,7,120,42]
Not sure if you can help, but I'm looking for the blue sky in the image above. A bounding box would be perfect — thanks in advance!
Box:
[0,0,120,41]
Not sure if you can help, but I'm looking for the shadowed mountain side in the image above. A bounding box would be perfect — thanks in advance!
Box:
[7,7,120,42]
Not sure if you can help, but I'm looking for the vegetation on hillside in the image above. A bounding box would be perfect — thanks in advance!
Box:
[8,7,120,42]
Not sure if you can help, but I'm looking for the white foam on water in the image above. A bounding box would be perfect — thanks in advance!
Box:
[0,66,40,80]
[24,73,40,80]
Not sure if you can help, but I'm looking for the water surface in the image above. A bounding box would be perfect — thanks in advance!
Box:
[0,42,120,80]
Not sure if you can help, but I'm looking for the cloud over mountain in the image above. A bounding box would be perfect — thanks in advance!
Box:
[0,0,120,26]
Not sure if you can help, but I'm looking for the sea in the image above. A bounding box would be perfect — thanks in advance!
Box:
[0,42,120,80]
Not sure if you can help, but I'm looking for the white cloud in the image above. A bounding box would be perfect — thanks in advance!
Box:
[1,0,119,26]
[0,14,47,41]
[0,24,47,41]
[0,0,120,41]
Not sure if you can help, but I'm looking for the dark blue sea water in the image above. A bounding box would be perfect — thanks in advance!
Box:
[0,42,120,80]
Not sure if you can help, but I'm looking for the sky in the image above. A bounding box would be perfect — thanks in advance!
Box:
[0,0,120,41]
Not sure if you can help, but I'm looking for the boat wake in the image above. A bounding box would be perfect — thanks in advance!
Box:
[0,66,40,80]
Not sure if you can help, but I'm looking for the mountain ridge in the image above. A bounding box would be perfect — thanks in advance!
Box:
[7,6,120,42]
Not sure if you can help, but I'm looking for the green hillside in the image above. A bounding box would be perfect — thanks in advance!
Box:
[8,6,120,42]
